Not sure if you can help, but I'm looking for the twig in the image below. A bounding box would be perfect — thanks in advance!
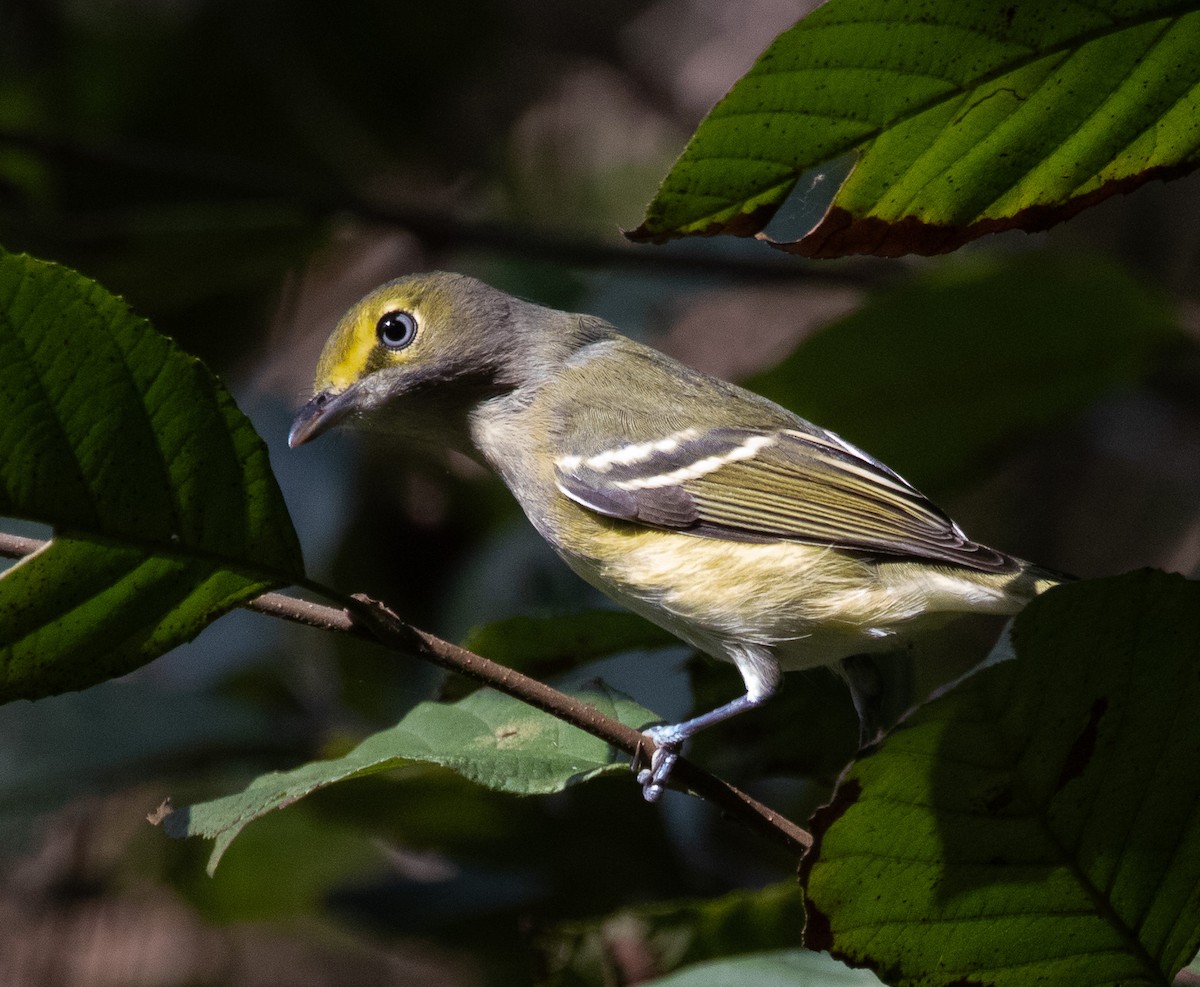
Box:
[0,530,812,853]
[0,532,47,561]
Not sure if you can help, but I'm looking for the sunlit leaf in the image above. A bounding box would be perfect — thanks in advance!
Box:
[630,0,1200,257]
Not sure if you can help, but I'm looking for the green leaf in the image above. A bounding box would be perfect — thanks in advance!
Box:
[748,251,1177,494]
[641,949,884,987]
[0,250,302,701]
[801,570,1200,987]
[541,883,809,987]
[166,683,657,873]
[629,0,1200,257]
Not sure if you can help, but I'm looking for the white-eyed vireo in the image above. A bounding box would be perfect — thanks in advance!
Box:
[290,272,1062,801]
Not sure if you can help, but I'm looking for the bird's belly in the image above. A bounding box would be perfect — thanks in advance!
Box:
[556,524,903,666]
[551,516,1023,674]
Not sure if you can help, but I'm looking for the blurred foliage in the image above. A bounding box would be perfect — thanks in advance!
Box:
[0,0,663,367]
[640,949,885,986]
[446,610,677,700]
[1,0,1199,985]
[748,249,1180,497]
[0,681,278,853]
[540,882,807,986]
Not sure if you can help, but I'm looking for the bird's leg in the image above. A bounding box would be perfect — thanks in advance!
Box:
[839,653,884,748]
[637,684,777,802]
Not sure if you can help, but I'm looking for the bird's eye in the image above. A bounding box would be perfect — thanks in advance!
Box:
[376,310,418,350]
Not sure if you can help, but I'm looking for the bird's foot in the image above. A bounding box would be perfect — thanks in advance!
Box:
[635,725,684,802]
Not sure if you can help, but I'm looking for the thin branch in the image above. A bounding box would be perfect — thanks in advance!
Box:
[0,532,47,561]
[0,531,812,854]
[0,127,890,288]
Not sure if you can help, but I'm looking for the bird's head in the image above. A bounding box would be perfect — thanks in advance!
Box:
[289,271,557,451]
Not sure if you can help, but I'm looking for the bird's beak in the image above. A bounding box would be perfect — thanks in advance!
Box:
[288,388,356,448]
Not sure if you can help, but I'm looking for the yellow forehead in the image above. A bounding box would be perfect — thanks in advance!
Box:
[313,281,445,392]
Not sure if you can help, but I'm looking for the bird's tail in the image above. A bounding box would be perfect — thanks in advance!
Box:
[1003,558,1074,604]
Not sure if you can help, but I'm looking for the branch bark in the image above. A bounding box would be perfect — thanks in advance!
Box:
[0,531,812,854]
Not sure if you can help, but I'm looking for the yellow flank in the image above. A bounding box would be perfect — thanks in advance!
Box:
[553,503,1028,673]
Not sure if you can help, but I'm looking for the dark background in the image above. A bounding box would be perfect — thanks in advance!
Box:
[1,1,1198,983]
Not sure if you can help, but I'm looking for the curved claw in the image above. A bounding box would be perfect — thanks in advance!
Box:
[636,735,680,802]
[633,690,775,802]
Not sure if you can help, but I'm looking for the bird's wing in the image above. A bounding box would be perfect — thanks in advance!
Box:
[554,424,1015,573]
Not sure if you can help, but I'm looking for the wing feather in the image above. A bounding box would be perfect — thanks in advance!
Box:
[555,425,1015,573]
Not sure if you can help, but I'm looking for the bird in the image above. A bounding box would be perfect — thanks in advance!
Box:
[289,271,1063,801]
